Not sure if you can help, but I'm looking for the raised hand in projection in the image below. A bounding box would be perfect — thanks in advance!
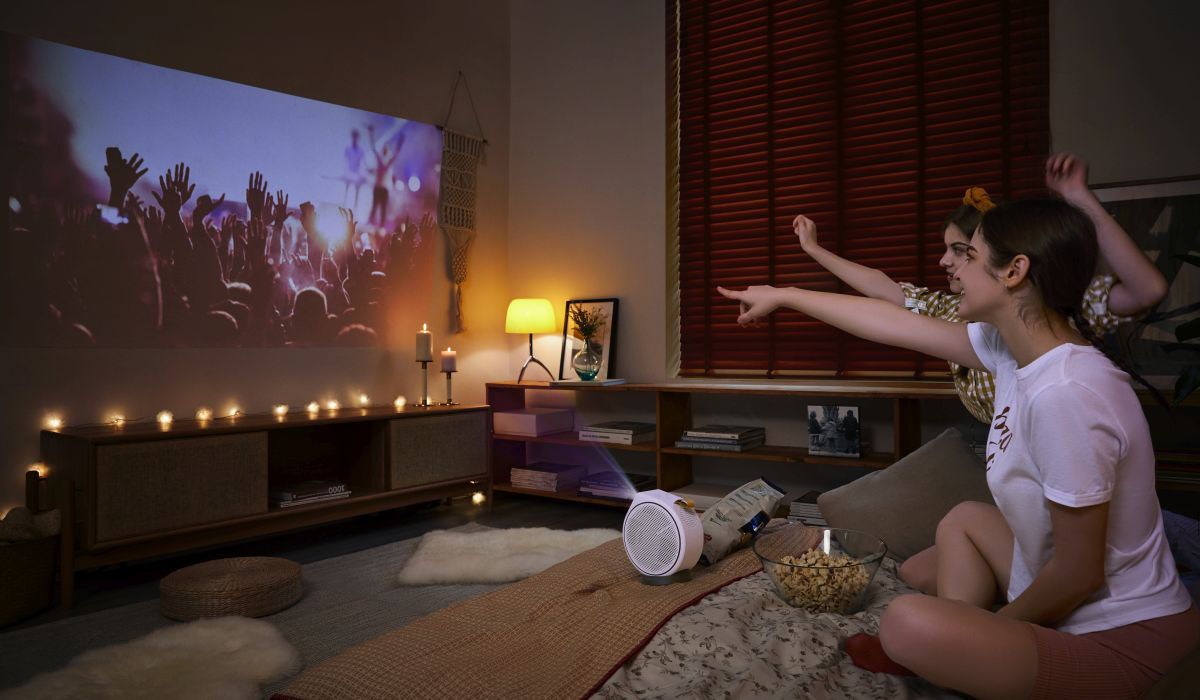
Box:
[104,147,147,208]
[246,171,269,221]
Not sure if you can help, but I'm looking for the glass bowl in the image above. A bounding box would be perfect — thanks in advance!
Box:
[752,524,887,614]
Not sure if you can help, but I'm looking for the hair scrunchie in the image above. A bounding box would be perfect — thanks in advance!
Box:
[963,186,996,212]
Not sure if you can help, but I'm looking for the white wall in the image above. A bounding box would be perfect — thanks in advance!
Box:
[0,0,512,511]
[1051,0,1200,182]
[508,0,667,382]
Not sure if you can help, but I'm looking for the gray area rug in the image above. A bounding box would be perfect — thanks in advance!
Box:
[0,523,500,697]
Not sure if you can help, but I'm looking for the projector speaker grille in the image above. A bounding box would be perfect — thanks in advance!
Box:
[624,502,681,576]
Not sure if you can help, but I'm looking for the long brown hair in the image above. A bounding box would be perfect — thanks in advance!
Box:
[978,199,1168,409]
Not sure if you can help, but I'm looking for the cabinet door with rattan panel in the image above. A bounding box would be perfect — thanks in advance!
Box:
[93,433,268,544]
[388,412,486,490]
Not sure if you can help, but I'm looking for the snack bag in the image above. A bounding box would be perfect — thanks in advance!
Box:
[699,478,786,565]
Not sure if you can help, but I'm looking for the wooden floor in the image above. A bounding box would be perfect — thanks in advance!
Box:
[11,493,625,631]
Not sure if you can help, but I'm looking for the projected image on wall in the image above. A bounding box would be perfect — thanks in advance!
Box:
[3,32,440,348]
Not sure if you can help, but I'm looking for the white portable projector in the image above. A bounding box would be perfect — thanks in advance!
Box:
[623,489,703,584]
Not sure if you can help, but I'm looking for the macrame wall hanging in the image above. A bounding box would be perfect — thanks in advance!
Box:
[439,70,487,334]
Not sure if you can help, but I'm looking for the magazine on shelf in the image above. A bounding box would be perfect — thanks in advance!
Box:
[674,434,760,445]
[683,425,765,440]
[578,472,653,500]
[510,462,587,492]
[549,378,627,386]
[269,480,347,502]
[578,430,654,445]
[582,421,656,435]
[275,491,351,508]
[674,437,765,452]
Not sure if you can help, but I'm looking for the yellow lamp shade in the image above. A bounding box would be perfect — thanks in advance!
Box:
[505,298,556,334]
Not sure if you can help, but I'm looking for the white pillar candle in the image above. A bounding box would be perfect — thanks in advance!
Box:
[440,347,457,373]
[416,323,433,362]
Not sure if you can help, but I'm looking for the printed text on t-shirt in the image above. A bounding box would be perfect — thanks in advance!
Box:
[987,405,1013,471]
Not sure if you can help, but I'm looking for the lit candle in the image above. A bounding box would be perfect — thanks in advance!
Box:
[156,411,174,427]
[325,399,340,411]
[273,404,289,417]
[416,323,433,362]
[440,347,457,373]
[358,393,370,407]
[306,401,320,415]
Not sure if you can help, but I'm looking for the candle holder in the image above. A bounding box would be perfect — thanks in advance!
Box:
[417,360,432,407]
[441,370,459,406]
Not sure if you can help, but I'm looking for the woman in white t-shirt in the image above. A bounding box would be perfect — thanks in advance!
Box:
[717,198,1197,699]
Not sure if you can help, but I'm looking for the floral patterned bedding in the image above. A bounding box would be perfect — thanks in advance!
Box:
[594,558,966,699]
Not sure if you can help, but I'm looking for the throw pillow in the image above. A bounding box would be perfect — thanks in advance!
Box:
[817,427,994,561]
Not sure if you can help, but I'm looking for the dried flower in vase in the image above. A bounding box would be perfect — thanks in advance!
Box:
[569,304,607,341]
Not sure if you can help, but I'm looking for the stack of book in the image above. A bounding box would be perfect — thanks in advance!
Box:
[510,462,587,492]
[674,425,765,452]
[270,480,350,508]
[787,490,827,527]
[578,421,655,445]
[578,471,653,501]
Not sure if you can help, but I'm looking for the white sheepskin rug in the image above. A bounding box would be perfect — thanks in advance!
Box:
[1,616,300,700]
[396,527,621,585]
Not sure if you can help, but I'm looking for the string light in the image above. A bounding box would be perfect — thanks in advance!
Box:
[471,491,486,506]
[394,395,407,410]
[196,407,213,422]
[306,401,320,416]
[156,411,174,427]
[44,415,63,430]
[226,406,241,418]
[357,393,370,407]
[110,415,126,427]
[325,399,340,411]
[273,404,289,417]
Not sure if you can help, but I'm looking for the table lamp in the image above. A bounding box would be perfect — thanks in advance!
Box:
[506,298,556,382]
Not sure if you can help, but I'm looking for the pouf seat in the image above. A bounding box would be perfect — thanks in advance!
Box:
[160,556,302,621]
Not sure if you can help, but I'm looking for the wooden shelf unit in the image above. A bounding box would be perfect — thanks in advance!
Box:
[486,380,960,507]
[38,403,489,607]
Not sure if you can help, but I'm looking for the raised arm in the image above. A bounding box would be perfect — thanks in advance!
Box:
[794,215,905,306]
[717,284,984,370]
[1045,154,1167,316]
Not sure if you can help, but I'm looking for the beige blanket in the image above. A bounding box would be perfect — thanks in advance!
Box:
[277,527,815,700]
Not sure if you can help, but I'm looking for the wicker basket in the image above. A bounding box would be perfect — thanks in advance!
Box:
[160,556,303,621]
[0,535,57,628]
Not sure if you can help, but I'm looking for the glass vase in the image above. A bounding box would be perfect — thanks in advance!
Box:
[572,340,601,381]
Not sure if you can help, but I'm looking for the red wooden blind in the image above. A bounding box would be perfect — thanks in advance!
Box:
[672,0,1048,377]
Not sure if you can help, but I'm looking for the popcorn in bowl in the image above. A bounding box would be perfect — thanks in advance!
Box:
[753,524,886,614]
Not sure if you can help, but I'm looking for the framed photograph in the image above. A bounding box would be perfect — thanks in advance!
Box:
[806,404,861,458]
[1093,177,1200,394]
[558,298,619,381]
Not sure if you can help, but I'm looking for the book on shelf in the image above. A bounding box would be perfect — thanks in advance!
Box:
[674,437,765,452]
[582,421,656,435]
[673,434,759,446]
[683,425,765,440]
[549,378,627,386]
[275,491,352,508]
[578,472,653,501]
[269,479,347,502]
[787,489,827,526]
[510,461,587,492]
[578,430,654,445]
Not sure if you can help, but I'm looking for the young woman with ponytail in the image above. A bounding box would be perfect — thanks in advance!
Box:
[717,198,1196,699]
[794,153,1167,424]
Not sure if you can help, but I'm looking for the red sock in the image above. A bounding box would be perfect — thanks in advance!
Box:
[845,633,916,676]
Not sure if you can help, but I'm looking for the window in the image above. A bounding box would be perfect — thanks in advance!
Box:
[670,0,1049,377]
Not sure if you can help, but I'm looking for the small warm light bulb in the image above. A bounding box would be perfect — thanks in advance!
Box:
[227,406,241,418]
[156,410,174,426]
[196,407,213,422]
[44,415,63,430]
[306,401,320,415]
[471,491,486,506]
[325,399,340,411]
[110,415,126,427]
[273,404,289,417]
[358,393,370,407]
[393,395,407,410]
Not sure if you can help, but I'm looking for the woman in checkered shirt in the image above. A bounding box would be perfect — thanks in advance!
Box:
[795,153,1167,424]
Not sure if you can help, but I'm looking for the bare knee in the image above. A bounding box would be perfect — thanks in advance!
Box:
[899,548,937,595]
[935,500,996,543]
[879,594,939,665]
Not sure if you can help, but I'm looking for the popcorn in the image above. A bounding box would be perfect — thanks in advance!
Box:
[769,548,871,614]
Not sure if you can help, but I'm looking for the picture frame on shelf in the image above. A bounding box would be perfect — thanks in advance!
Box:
[1093,176,1200,397]
[806,404,860,458]
[558,298,619,381]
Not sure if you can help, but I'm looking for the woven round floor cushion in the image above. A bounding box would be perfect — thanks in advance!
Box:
[160,556,302,621]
